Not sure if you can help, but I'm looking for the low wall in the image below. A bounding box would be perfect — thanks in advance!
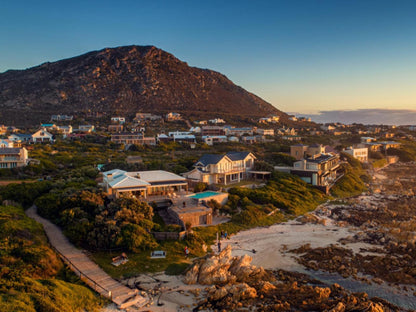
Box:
[152,231,186,241]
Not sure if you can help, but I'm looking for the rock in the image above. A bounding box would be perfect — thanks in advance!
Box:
[209,286,228,300]
[184,245,269,285]
[184,262,200,284]
[258,281,277,294]
[228,283,257,300]
[328,302,345,312]
[314,287,331,300]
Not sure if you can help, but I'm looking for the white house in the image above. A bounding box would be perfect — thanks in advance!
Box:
[8,134,32,143]
[111,117,126,124]
[182,152,256,185]
[78,125,95,132]
[255,128,274,136]
[58,125,73,137]
[103,169,188,198]
[209,118,225,124]
[0,139,14,148]
[202,136,228,146]
[344,147,368,162]
[32,129,54,143]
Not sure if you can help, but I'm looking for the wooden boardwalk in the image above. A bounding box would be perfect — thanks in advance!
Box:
[26,206,148,310]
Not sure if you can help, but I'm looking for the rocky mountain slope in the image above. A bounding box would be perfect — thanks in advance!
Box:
[0,45,284,126]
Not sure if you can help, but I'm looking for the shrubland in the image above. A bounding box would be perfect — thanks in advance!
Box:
[0,204,103,311]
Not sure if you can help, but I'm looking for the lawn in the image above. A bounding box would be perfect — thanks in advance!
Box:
[91,240,195,279]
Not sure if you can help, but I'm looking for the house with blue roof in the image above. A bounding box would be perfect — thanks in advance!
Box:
[182,151,256,185]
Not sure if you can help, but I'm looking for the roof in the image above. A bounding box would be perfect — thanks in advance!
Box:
[173,135,195,139]
[306,153,338,164]
[103,169,127,177]
[109,175,150,189]
[0,148,23,155]
[226,151,253,161]
[128,170,186,183]
[11,134,32,138]
[196,151,255,166]
[196,154,226,166]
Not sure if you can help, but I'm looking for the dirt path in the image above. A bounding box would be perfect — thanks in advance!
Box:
[25,206,148,311]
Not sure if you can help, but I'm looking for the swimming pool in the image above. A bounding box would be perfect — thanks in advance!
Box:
[189,191,221,199]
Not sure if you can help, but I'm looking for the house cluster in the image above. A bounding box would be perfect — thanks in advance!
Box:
[9,128,55,144]
[40,123,95,137]
[258,115,280,124]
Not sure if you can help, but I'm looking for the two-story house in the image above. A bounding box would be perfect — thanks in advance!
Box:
[0,147,28,168]
[290,153,341,193]
[32,129,54,143]
[182,152,256,185]
[344,146,368,162]
[275,153,341,193]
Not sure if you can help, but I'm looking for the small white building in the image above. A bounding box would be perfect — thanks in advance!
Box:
[58,125,73,136]
[344,147,368,162]
[111,117,126,124]
[202,135,228,145]
[165,112,182,121]
[0,139,14,148]
[209,118,225,124]
[78,125,95,133]
[255,128,274,136]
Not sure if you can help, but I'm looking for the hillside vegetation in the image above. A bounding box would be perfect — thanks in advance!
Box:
[330,152,368,198]
[0,204,103,311]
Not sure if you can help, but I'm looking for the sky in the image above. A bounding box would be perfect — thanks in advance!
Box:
[1,0,416,123]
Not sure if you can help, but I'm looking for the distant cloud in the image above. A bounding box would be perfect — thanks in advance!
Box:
[296,109,416,125]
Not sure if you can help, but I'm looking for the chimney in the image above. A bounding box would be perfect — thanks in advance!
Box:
[107,173,113,182]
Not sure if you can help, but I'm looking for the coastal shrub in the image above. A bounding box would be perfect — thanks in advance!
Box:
[331,163,367,197]
[0,181,53,208]
[0,205,102,311]
[229,171,325,216]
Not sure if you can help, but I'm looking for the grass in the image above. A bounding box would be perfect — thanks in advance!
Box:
[91,240,194,279]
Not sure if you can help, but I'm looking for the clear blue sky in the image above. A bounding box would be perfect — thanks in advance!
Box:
[1,0,416,114]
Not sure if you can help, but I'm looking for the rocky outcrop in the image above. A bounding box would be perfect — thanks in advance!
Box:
[185,246,397,311]
[184,245,269,285]
[0,45,284,126]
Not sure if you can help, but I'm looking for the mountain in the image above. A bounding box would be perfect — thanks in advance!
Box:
[0,45,284,126]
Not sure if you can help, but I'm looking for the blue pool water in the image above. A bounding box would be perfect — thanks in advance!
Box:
[190,191,221,199]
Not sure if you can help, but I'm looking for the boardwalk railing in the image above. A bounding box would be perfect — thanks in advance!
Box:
[49,243,113,299]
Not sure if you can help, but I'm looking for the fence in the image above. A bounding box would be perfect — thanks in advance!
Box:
[50,244,113,299]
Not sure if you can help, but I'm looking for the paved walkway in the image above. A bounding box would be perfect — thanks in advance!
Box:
[26,206,147,310]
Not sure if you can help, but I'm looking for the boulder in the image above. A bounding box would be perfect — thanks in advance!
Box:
[208,283,257,301]
[328,302,346,312]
